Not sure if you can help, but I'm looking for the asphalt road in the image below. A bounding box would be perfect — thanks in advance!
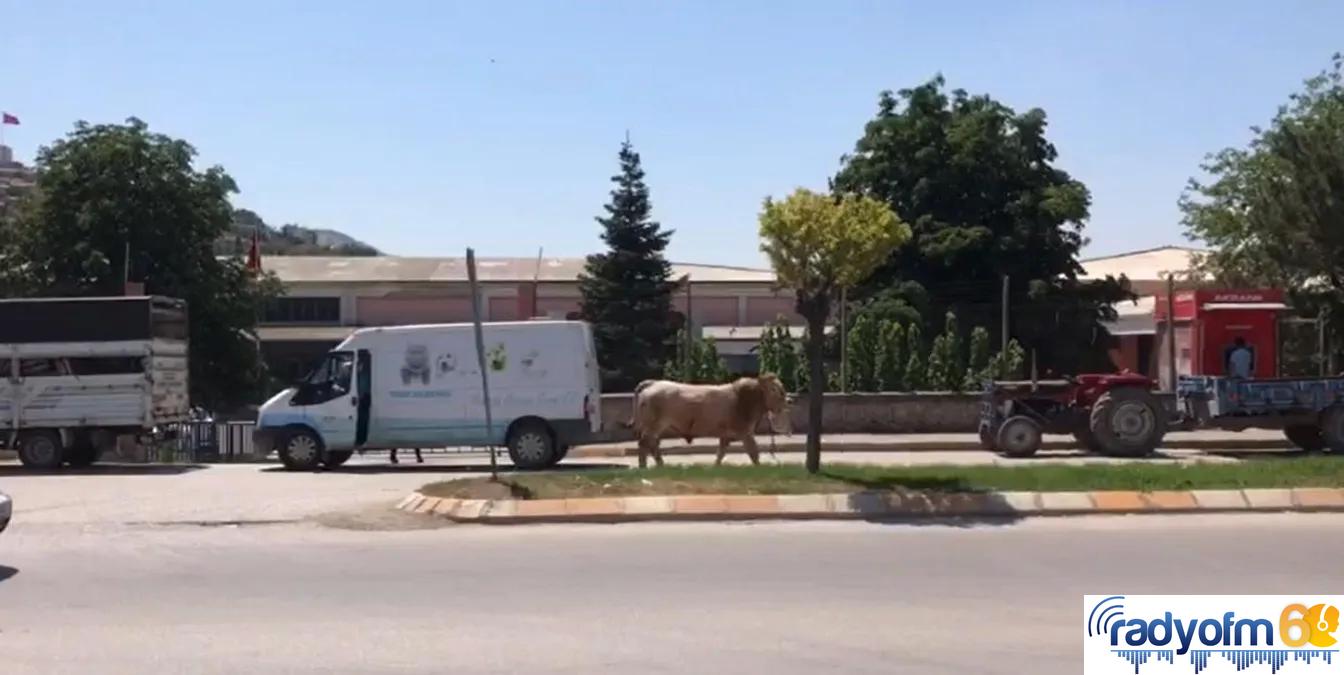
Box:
[2,513,1341,674]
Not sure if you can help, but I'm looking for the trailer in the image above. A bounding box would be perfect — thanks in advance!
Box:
[1176,375,1344,451]
[0,296,190,469]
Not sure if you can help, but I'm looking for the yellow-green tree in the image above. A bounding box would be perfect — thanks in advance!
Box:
[759,188,909,473]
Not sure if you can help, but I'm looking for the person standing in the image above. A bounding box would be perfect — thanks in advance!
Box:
[1227,337,1254,378]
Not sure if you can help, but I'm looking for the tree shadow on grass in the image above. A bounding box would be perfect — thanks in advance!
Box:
[259,463,626,475]
[819,471,1023,528]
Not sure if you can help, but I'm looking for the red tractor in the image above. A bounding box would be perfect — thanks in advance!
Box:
[978,373,1168,458]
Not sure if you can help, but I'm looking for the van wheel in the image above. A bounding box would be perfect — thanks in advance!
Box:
[279,429,324,471]
[507,420,556,470]
[18,430,65,470]
[323,450,354,468]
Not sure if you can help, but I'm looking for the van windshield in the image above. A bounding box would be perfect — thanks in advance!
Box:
[305,352,354,395]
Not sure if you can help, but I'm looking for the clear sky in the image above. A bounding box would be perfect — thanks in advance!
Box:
[3,1,1341,267]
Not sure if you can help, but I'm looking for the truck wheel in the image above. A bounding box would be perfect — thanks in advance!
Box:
[1089,388,1166,457]
[1285,425,1326,452]
[18,430,65,470]
[323,450,354,468]
[995,416,1042,458]
[507,420,556,470]
[278,429,324,471]
[65,439,102,468]
[1322,406,1344,454]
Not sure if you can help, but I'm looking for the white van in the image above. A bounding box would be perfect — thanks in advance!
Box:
[253,321,602,471]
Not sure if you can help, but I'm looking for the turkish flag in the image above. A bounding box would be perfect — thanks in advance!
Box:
[1,113,18,125]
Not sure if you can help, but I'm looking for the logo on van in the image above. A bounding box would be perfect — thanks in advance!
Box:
[487,343,507,372]
[436,353,457,377]
[401,344,432,386]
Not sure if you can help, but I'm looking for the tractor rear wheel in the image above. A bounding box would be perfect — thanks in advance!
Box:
[1089,388,1167,457]
[995,416,1042,458]
[1321,406,1344,454]
[1284,424,1326,452]
[1072,427,1104,454]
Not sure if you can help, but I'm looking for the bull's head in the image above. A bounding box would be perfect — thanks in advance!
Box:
[758,373,793,435]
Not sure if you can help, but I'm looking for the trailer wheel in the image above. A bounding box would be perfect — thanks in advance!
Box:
[507,419,557,470]
[17,430,65,470]
[1089,388,1167,457]
[278,429,324,471]
[1322,406,1344,454]
[1284,425,1326,452]
[995,416,1042,458]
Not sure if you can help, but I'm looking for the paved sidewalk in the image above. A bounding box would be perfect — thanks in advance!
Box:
[398,486,1344,524]
[570,428,1291,458]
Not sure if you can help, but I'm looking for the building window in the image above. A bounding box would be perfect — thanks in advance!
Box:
[263,297,340,324]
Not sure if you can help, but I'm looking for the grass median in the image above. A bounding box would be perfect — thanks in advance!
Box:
[420,456,1344,500]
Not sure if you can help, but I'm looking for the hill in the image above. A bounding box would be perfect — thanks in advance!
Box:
[216,209,380,257]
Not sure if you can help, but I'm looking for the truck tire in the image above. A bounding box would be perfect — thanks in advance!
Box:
[278,429,324,471]
[995,416,1042,458]
[65,440,102,468]
[18,430,65,470]
[1284,424,1326,452]
[323,450,354,468]
[1322,406,1344,454]
[507,420,557,470]
[1089,388,1167,457]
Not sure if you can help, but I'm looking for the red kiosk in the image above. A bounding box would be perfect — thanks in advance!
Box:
[1153,289,1289,390]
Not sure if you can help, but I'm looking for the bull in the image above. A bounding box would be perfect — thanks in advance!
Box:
[626,374,792,469]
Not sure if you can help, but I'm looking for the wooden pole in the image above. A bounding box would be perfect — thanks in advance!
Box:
[1165,274,1177,392]
[466,248,499,481]
[1319,312,1328,377]
[532,247,543,319]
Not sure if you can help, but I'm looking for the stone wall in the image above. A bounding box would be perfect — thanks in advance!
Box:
[595,392,979,442]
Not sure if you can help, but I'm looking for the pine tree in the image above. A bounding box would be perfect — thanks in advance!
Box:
[936,312,963,392]
[756,319,781,378]
[578,139,677,391]
[926,333,948,391]
[846,313,880,391]
[963,326,991,390]
[696,336,731,383]
[775,319,802,393]
[875,320,906,391]
[904,323,925,390]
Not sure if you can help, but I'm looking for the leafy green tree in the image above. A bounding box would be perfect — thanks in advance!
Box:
[832,76,1131,374]
[925,332,949,391]
[1181,54,1344,361]
[929,312,963,391]
[874,320,906,391]
[695,336,731,384]
[756,320,782,379]
[987,338,1028,380]
[963,326,991,390]
[794,326,812,394]
[579,139,678,392]
[904,322,926,390]
[846,313,880,391]
[759,188,909,472]
[5,118,278,409]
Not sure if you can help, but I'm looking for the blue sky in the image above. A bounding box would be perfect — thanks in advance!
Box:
[3,1,1341,267]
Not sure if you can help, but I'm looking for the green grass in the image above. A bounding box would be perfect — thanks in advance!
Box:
[420,456,1344,500]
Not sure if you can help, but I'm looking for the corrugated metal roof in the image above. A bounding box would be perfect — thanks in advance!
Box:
[1079,246,1208,282]
[261,256,777,284]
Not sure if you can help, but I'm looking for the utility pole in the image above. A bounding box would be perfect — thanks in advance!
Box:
[466,248,498,481]
[1000,275,1010,356]
[1165,274,1177,392]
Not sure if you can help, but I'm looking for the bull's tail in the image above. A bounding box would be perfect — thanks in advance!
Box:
[622,379,658,429]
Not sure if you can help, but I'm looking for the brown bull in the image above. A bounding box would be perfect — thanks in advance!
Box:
[627,374,791,468]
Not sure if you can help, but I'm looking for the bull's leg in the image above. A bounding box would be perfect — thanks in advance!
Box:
[715,438,731,466]
[415,448,424,464]
[650,437,666,467]
[741,435,762,466]
[637,434,650,469]
[390,448,399,464]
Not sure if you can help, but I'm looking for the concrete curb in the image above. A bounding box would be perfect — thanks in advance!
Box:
[568,438,1293,458]
[395,487,1344,524]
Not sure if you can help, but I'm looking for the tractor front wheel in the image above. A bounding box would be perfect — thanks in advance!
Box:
[1089,388,1167,457]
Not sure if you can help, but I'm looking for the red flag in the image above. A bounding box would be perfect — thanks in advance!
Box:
[1,113,18,125]
[246,229,262,272]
